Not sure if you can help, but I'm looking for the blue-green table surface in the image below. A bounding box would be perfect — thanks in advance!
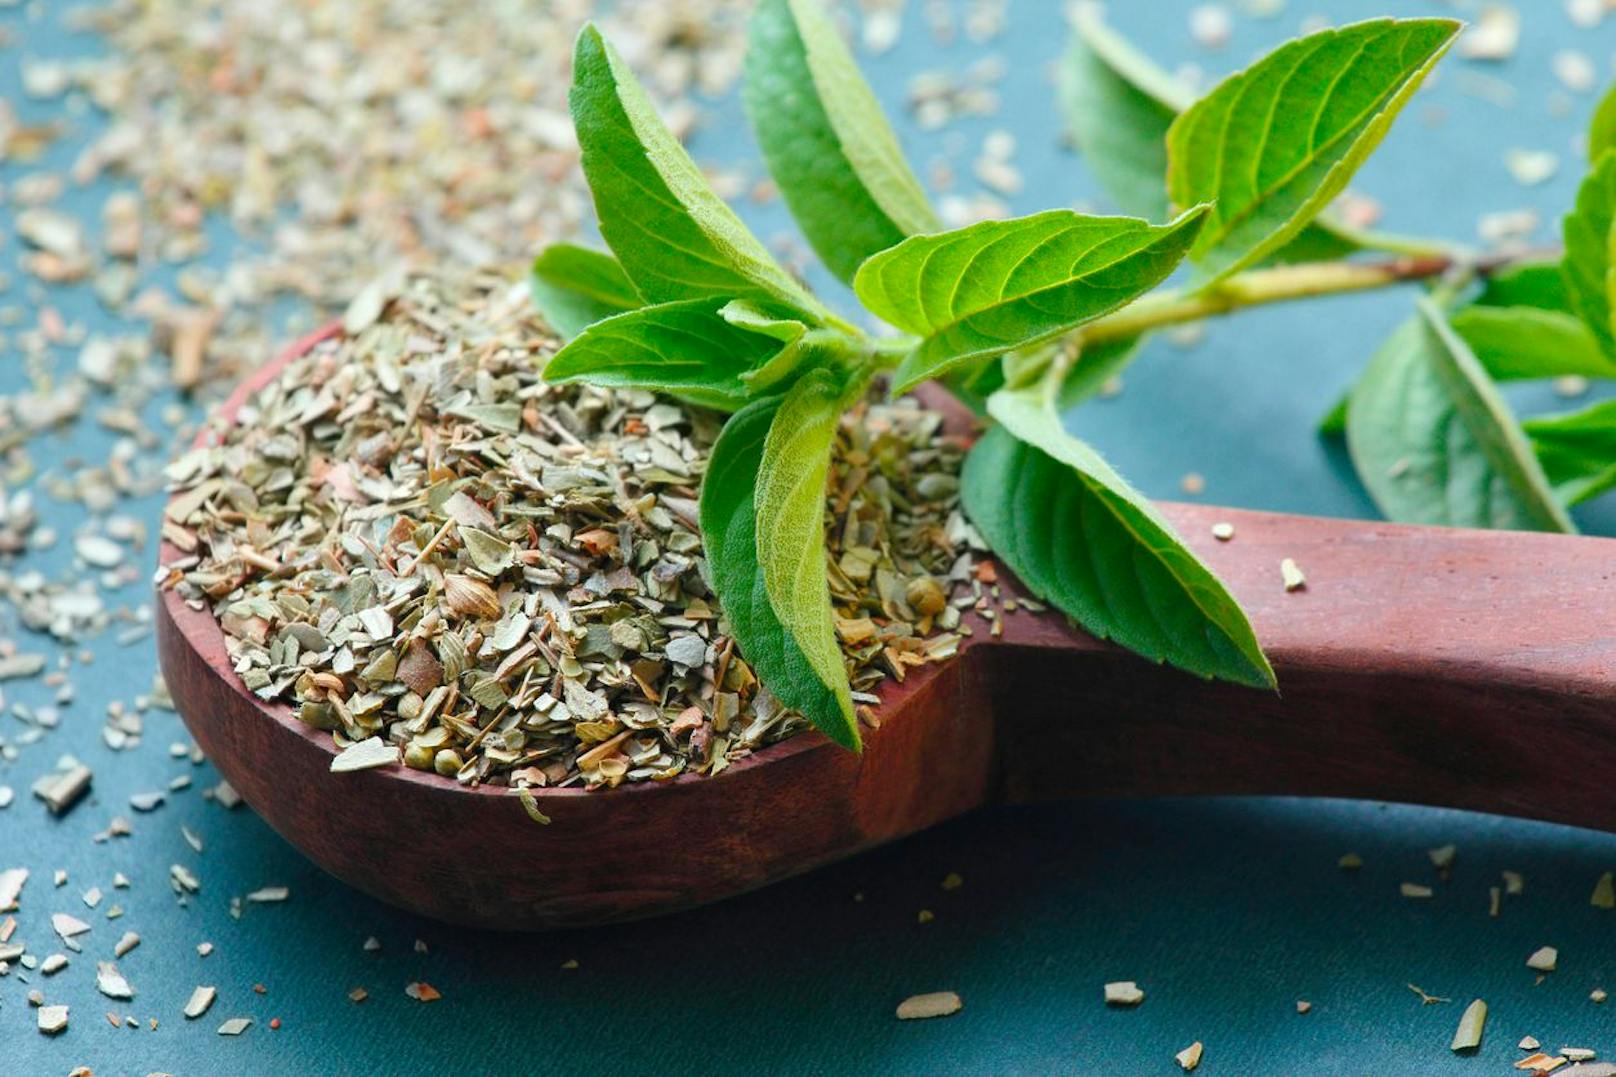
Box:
[8,2,1616,1073]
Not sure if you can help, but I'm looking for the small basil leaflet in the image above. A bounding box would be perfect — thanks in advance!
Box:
[1524,400,1616,507]
[855,206,1208,393]
[965,387,1273,689]
[1591,81,1616,164]
[529,243,641,340]
[1561,152,1616,357]
[1166,17,1458,281]
[1345,299,1572,533]
[544,298,793,411]
[1448,306,1615,381]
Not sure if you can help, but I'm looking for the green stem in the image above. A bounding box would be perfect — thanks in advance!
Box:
[1079,248,1531,346]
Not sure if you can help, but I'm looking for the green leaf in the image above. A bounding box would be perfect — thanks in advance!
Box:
[1562,152,1616,356]
[1056,336,1144,410]
[965,387,1273,688]
[1166,17,1458,281]
[1449,306,1616,381]
[1059,6,1360,265]
[1475,259,1573,313]
[1059,3,1186,221]
[1591,81,1616,164]
[855,206,1208,394]
[1317,394,1349,437]
[755,369,856,742]
[569,25,826,320]
[1345,299,1573,532]
[1524,399,1616,506]
[528,243,641,340]
[744,0,937,284]
[543,299,787,410]
[700,389,859,750]
[718,300,824,396]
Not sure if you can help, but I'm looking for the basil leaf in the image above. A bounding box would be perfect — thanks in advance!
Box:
[719,300,831,396]
[701,388,859,749]
[1317,395,1349,437]
[1345,299,1572,532]
[543,299,786,411]
[1591,82,1616,164]
[1524,399,1616,506]
[1449,306,1615,380]
[966,387,1273,688]
[744,0,937,284]
[855,207,1208,394]
[1475,259,1573,313]
[1561,152,1616,356]
[1060,6,1359,265]
[1059,3,1186,221]
[1057,336,1144,409]
[569,25,826,320]
[529,243,641,340]
[1166,18,1458,281]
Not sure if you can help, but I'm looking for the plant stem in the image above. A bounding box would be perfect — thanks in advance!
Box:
[1079,248,1538,346]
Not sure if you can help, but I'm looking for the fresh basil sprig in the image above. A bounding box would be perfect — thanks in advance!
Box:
[531,8,1510,749]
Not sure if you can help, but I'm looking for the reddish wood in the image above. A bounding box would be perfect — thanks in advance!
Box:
[157,330,1616,929]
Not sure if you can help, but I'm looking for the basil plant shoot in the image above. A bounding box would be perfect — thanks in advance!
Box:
[524,1,1574,753]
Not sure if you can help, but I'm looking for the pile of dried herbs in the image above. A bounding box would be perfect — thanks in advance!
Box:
[158,268,975,789]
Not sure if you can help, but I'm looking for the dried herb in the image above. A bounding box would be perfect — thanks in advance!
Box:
[164,270,973,786]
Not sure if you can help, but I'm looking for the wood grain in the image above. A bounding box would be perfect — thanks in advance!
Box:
[156,328,1616,929]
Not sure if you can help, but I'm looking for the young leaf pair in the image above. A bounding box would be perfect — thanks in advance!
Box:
[535,5,1458,748]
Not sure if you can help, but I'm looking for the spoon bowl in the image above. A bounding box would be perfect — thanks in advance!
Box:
[157,327,1616,929]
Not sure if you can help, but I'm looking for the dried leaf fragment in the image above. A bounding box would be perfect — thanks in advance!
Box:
[1526,946,1558,972]
[184,986,216,1019]
[1280,558,1306,592]
[37,1004,68,1035]
[1451,998,1486,1051]
[896,991,962,1020]
[443,574,502,620]
[95,961,134,1000]
[1592,872,1614,909]
[1104,981,1145,1006]
[330,738,399,774]
[52,912,91,940]
[405,981,441,1002]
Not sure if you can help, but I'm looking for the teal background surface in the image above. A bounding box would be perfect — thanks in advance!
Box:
[7,1,1616,1073]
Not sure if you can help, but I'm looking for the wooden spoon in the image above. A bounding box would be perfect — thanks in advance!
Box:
[157,327,1616,929]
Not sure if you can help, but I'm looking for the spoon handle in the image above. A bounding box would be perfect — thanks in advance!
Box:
[987,503,1616,832]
